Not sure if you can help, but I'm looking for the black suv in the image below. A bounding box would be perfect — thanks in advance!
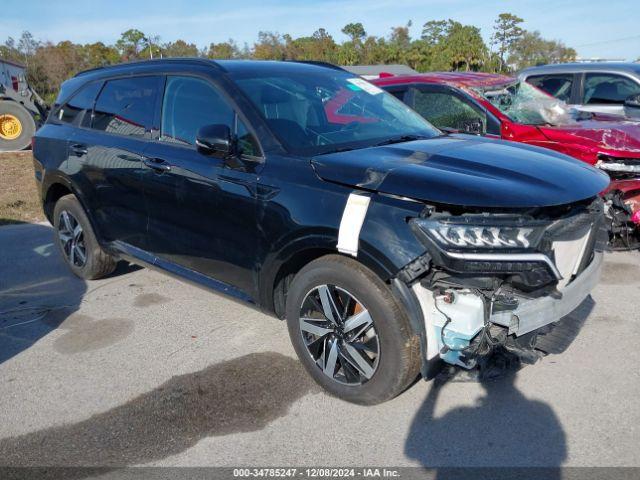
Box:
[33,59,609,404]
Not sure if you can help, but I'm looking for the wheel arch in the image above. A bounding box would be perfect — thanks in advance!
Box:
[42,175,101,241]
[43,182,73,222]
[267,241,433,379]
[261,235,397,319]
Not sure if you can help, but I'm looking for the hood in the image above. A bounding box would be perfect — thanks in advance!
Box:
[311,135,609,208]
[538,118,640,156]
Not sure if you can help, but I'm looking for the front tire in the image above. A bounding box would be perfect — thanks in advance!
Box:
[285,255,420,404]
[53,194,116,280]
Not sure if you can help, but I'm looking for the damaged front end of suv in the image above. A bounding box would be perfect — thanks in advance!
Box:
[400,198,606,377]
[314,131,611,380]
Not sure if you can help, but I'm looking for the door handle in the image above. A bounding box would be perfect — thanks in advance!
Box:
[69,143,88,157]
[143,157,172,173]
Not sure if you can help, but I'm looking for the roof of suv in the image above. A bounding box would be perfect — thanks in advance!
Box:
[519,62,640,76]
[74,58,346,78]
[58,58,348,105]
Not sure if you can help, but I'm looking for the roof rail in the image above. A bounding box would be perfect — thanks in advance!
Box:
[74,57,222,78]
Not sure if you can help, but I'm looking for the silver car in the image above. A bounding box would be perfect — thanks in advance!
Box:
[518,62,640,118]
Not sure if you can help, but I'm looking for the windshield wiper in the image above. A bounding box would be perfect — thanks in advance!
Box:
[317,134,430,155]
[374,134,428,147]
[316,146,357,155]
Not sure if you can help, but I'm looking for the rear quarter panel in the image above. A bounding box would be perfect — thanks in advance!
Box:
[33,123,77,208]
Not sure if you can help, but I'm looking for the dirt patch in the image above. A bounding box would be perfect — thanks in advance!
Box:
[0,352,317,467]
[53,318,135,354]
[0,151,44,225]
[133,293,171,308]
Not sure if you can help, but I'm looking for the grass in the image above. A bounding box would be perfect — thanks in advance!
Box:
[0,151,45,226]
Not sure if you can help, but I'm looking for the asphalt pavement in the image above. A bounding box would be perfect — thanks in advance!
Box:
[1,222,639,469]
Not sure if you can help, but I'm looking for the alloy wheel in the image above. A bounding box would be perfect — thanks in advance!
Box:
[58,210,87,268]
[298,285,379,385]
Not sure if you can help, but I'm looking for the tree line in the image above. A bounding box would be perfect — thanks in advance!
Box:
[0,13,577,104]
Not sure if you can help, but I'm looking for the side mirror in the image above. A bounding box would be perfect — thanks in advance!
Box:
[195,124,234,157]
[624,94,640,109]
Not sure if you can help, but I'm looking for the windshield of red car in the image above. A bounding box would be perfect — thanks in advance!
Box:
[233,71,440,155]
[478,80,578,126]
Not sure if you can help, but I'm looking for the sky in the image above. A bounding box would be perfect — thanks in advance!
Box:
[2,0,640,60]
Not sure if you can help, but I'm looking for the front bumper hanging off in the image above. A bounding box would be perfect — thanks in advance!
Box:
[411,252,604,369]
[490,252,602,336]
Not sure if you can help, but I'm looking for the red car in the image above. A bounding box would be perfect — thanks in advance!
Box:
[372,72,640,249]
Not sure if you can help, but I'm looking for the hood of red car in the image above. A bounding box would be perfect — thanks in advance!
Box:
[538,118,640,156]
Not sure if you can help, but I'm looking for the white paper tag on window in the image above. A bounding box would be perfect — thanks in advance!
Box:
[347,78,384,95]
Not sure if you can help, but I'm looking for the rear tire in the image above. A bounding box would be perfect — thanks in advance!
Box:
[0,101,36,152]
[53,194,117,280]
[285,255,421,404]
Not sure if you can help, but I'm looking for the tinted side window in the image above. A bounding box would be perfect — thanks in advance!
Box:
[161,76,234,146]
[92,76,160,137]
[57,82,102,126]
[527,74,573,102]
[584,73,640,105]
[412,89,487,134]
[236,120,260,157]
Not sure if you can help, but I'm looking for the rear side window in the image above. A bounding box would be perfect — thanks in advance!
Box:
[411,89,489,134]
[56,82,102,127]
[161,76,234,146]
[92,76,160,137]
[527,74,574,102]
[583,73,640,105]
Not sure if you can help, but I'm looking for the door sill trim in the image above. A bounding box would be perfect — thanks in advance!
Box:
[110,240,254,305]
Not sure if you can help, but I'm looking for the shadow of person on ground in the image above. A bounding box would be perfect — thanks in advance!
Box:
[401,294,599,480]
[405,369,566,479]
[0,223,138,364]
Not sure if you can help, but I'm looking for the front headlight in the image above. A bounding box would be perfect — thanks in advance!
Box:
[412,216,546,251]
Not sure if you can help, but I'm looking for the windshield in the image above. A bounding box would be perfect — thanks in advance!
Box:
[479,80,578,126]
[233,71,440,155]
